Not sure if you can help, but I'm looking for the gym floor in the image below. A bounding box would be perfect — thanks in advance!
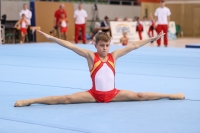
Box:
[0,42,200,133]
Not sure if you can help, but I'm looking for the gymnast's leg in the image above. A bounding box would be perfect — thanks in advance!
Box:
[111,90,185,102]
[14,91,96,107]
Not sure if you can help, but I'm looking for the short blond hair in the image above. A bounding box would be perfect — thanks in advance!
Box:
[94,32,111,44]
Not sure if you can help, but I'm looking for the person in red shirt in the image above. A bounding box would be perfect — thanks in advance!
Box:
[148,14,156,38]
[14,14,28,44]
[59,13,69,40]
[50,4,67,38]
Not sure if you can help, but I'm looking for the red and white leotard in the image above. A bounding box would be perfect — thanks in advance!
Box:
[88,53,120,102]
[59,18,68,33]
[20,19,27,34]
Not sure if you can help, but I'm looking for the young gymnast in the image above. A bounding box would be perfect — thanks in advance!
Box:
[14,31,185,107]
[14,14,28,44]
[59,13,69,40]
[120,31,129,46]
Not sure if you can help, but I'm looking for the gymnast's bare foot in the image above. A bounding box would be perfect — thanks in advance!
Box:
[169,93,185,100]
[14,100,31,107]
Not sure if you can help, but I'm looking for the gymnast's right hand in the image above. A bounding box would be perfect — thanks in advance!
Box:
[37,30,52,40]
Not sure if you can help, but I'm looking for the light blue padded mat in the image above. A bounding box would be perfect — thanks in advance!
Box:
[0,43,200,133]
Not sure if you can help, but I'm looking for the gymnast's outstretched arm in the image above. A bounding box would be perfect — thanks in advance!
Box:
[112,32,164,60]
[37,30,94,60]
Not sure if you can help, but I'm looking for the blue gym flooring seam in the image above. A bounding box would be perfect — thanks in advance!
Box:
[184,99,200,102]
[1,53,200,59]
[0,64,199,79]
[0,80,87,90]
[0,117,104,133]
[1,80,200,101]
[1,61,200,68]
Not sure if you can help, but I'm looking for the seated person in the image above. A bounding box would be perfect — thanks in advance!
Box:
[124,17,128,21]
[100,16,110,35]
[93,22,101,32]
[120,31,129,46]
[89,22,101,44]
[114,17,119,21]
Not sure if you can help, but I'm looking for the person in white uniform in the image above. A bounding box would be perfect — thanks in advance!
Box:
[74,3,88,44]
[154,0,171,47]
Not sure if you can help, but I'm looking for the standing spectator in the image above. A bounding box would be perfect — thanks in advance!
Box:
[19,3,32,42]
[53,4,67,38]
[136,17,143,40]
[154,0,171,47]
[74,3,88,44]
[100,16,110,36]
[148,13,156,38]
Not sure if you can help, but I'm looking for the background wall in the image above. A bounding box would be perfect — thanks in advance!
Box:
[1,1,141,21]
[141,1,200,37]
[1,0,200,38]
[35,2,141,42]
[34,2,74,42]
[74,3,141,20]
[1,1,141,42]
[1,1,29,20]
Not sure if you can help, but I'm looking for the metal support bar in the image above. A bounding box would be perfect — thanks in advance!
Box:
[0,22,2,45]
[131,1,133,5]
[0,0,2,44]
[0,24,5,44]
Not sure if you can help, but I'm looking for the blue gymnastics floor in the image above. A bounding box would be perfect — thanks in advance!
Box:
[0,43,200,133]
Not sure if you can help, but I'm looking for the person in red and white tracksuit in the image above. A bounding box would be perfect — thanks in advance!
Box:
[148,14,155,38]
[74,3,88,44]
[154,0,171,47]
[136,17,143,40]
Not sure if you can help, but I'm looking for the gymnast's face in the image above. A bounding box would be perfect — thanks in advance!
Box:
[95,40,110,57]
